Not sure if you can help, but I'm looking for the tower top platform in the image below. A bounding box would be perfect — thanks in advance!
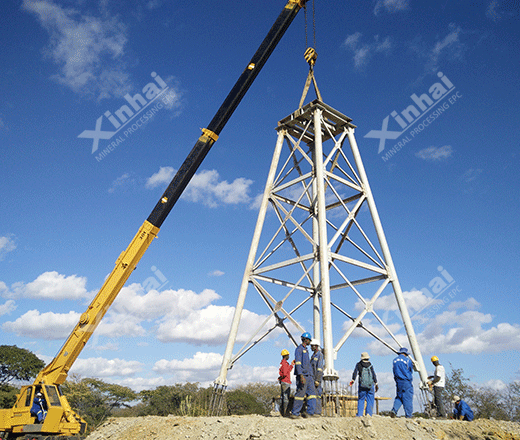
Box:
[278,99,356,143]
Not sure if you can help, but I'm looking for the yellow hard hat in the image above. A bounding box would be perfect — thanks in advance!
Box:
[431,355,439,362]
[281,349,290,356]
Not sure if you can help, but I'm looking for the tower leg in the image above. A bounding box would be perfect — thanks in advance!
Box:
[323,377,340,417]
[345,127,429,386]
[210,129,286,415]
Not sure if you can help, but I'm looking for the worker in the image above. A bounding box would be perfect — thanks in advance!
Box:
[389,347,414,418]
[30,391,47,423]
[289,332,316,418]
[310,339,324,416]
[278,348,294,416]
[427,355,446,418]
[349,352,379,417]
[452,396,474,421]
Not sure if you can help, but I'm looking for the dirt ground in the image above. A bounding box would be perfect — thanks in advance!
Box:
[87,414,520,440]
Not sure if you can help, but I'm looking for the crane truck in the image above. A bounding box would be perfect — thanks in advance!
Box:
[0,1,308,439]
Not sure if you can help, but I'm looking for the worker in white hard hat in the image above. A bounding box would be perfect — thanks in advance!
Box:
[310,339,324,416]
[427,355,446,418]
[30,390,47,423]
[278,349,295,416]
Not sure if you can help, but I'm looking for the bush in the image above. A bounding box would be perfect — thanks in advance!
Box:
[225,390,265,415]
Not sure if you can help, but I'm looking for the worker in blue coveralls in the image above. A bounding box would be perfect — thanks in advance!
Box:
[452,396,474,421]
[310,339,324,416]
[30,392,47,423]
[289,332,316,418]
[389,347,414,418]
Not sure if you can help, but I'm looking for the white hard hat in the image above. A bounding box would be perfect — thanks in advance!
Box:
[310,339,320,346]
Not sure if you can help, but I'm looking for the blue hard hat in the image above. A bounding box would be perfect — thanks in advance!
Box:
[301,332,312,340]
[398,347,409,354]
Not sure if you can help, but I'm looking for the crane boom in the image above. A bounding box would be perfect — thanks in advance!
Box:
[0,1,308,438]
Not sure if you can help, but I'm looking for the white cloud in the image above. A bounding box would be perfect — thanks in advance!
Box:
[90,284,222,339]
[71,357,143,377]
[156,304,271,345]
[96,313,146,338]
[0,235,17,260]
[448,297,480,311]
[343,34,392,69]
[108,173,135,193]
[226,364,279,387]
[154,351,223,373]
[146,168,254,208]
[355,288,441,314]
[112,284,220,320]
[159,77,183,112]
[479,378,508,391]
[182,170,253,207]
[1,275,269,347]
[2,271,89,300]
[343,32,362,51]
[0,300,16,316]
[110,376,167,392]
[208,270,225,277]
[153,352,277,387]
[153,352,223,384]
[461,168,483,183]
[374,0,409,16]
[344,316,403,340]
[415,145,453,161]
[146,0,164,10]
[145,166,175,189]
[366,297,520,356]
[422,24,465,74]
[2,309,80,339]
[22,0,132,99]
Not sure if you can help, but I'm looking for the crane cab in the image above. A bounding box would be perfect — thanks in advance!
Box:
[0,384,86,440]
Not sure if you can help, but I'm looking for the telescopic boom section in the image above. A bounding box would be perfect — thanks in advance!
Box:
[147,0,308,228]
[35,0,308,388]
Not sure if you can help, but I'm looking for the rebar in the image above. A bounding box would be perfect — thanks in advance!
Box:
[209,383,227,416]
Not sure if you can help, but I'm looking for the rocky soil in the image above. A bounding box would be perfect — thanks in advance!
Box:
[87,414,520,440]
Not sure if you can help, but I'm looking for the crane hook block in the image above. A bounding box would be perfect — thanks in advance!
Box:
[304,47,317,66]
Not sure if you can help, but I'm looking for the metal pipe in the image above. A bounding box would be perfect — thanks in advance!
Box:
[345,127,429,385]
[214,129,286,386]
[313,107,337,379]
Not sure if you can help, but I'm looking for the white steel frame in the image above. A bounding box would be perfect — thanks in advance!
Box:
[213,99,428,394]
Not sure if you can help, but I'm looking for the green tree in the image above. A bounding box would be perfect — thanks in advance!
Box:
[139,385,185,416]
[0,384,19,409]
[505,381,520,422]
[233,383,279,414]
[469,386,508,420]
[0,345,45,385]
[62,376,136,432]
[442,363,472,405]
[225,390,264,415]
[138,383,210,417]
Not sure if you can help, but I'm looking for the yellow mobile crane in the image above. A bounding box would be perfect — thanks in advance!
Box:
[0,1,308,439]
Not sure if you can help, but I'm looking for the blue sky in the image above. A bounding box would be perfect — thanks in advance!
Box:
[1,0,519,411]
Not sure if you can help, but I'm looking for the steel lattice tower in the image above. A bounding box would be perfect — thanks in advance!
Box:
[210,99,429,415]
